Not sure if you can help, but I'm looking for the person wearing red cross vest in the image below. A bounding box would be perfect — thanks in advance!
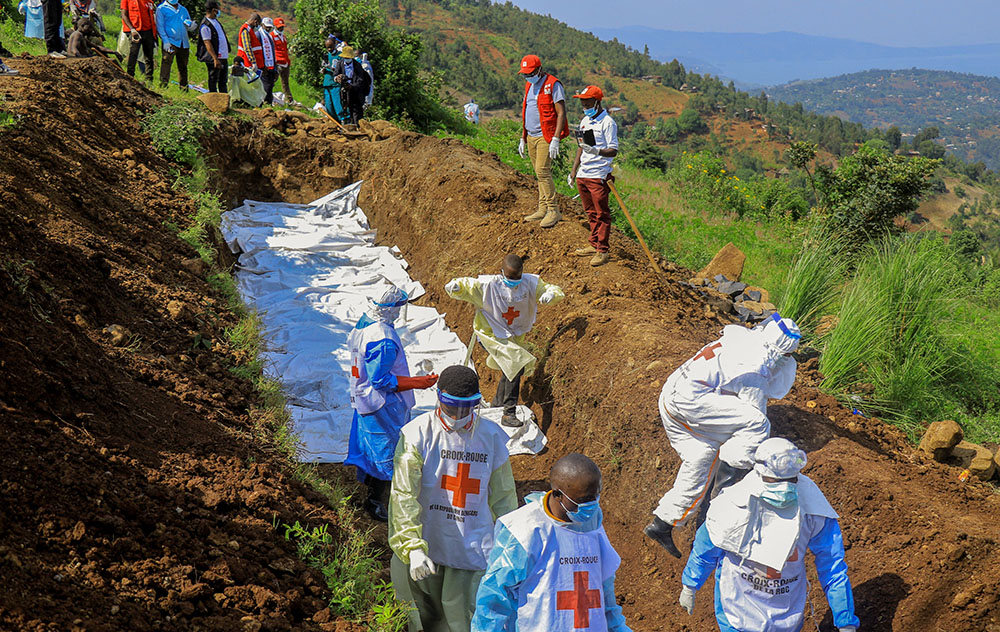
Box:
[517,54,569,229]
[680,438,859,632]
[347,285,439,522]
[471,453,631,632]
[389,365,517,632]
[445,254,564,428]
[644,315,802,560]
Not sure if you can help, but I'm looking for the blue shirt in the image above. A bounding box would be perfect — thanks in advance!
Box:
[155,1,192,49]
[523,75,564,138]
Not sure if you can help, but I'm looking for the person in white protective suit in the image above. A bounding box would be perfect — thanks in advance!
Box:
[347,285,439,521]
[389,365,518,632]
[445,253,564,428]
[471,453,631,632]
[679,438,860,632]
[464,98,480,124]
[645,313,802,558]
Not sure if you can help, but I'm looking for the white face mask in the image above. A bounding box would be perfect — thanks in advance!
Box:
[437,405,477,432]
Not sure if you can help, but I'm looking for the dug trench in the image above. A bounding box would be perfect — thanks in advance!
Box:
[1,58,998,631]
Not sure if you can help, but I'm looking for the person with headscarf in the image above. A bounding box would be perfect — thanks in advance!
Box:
[389,365,517,632]
[645,314,802,558]
[471,453,631,632]
[679,438,860,632]
[445,254,564,428]
[347,285,439,521]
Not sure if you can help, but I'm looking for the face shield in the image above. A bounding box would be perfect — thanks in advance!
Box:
[369,286,408,323]
[436,389,483,432]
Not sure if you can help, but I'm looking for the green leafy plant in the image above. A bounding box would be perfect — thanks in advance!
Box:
[143,102,218,166]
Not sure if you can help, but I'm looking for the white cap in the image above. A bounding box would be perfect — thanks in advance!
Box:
[762,315,801,354]
[261,17,274,27]
[754,437,807,479]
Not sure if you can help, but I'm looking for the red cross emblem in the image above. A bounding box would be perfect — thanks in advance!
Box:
[440,463,481,508]
[351,365,360,378]
[501,306,520,326]
[693,341,723,362]
[765,547,799,579]
[556,570,602,629]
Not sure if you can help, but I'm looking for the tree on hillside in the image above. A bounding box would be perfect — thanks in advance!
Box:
[884,126,902,151]
[817,142,938,248]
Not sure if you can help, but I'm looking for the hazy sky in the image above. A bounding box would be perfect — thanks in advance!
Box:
[509,0,1000,48]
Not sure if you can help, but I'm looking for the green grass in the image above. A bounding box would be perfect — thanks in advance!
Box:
[144,100,408,629]
[818,235,1000,443]
[774,224,848,338]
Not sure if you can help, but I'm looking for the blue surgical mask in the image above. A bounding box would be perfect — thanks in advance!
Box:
[760,481,797,508]
[583,106,598,118]
[500,273,522,288]
[558,490,601,523]
[526,72,544,85]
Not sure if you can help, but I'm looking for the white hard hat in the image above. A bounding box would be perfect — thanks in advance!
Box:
[762,314,801,354]
[755,438,807,478]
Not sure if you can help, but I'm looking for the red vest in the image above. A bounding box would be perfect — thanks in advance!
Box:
[522,74,570,143]
[120,0,155,32]
[271,31,290,66]
[237,23,263,67]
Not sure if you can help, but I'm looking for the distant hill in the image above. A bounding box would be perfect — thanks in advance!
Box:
[589,27,1000,87]
[767,69,1000,169]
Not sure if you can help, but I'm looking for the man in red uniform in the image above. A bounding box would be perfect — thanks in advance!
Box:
[517,54,568,229]
[121,0,157,82]
[237,13,277,105]
[268,17,294,105]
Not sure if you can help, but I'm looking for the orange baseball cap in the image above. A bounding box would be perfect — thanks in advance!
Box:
[274,17,285,27]
[518,54,541,74]
[572,85,604,100]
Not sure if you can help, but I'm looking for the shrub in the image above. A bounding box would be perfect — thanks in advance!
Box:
[817,142,938,249]
[666,150,809,220]
[142,103,217,166]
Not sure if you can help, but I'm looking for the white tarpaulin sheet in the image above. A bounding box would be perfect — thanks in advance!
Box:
[221,182,546,462]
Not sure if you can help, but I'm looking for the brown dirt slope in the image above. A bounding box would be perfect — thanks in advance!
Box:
[241,109,1000,631]
[0,58,359,631]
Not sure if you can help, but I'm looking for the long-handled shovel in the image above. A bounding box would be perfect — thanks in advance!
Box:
[607,180,662,274]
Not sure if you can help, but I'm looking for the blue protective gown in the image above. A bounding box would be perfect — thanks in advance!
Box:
[344,314,411,481]
[682,520,860,632]
[18,0,50,40]
[472,492,631,632]
[322,51,348,122]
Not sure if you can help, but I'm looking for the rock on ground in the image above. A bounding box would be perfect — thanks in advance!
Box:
[918,420,964,462]
[698,242,746,282]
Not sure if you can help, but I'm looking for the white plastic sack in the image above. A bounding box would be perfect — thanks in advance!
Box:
[221,182,546,462]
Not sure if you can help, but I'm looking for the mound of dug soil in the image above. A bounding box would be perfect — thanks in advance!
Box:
[0,58,359,631]
[224,114,1000,630]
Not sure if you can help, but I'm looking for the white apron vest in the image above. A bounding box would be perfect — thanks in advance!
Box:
[500,500,621,631]
[401,411,511,571]
[479,274,540,339]
[348,321,414,415]
[715,514,826,632]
